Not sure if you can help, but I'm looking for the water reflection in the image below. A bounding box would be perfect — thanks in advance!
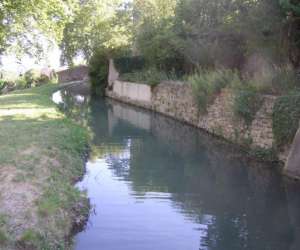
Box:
[53,85,300,250]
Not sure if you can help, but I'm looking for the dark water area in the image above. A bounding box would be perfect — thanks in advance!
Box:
[53,84,300,250]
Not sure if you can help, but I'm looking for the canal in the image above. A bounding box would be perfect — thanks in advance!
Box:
[54,84,300,250]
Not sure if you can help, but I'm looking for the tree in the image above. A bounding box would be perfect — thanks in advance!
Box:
[0,0,78,58]
[280,0,300,15]
[60,0,133,65]
[279,0,300,67]
[133,0,183,71]
[168,0,289,71]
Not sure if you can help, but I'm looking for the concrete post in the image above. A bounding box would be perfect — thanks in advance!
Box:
[284,127,300,179]
[108,59,119,88]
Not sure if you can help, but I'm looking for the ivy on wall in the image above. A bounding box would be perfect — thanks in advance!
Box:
[272,92,300,147]
[233,90,263,126]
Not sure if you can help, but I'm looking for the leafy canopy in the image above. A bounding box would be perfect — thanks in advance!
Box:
[0,0,78,57]
[60,0,133,65]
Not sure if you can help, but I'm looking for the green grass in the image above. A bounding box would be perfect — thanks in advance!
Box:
[188,69,239,113]
[0,84,89,249]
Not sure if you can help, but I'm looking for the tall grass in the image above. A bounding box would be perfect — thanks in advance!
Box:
[188,69,240,113]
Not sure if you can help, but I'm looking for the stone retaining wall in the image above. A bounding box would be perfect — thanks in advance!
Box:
[152,83,199,125]
[106,80,291,163]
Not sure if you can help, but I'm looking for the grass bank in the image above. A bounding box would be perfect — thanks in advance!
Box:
[0,84,89,249]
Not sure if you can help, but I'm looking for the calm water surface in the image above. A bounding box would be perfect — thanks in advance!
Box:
[54,84,300,250]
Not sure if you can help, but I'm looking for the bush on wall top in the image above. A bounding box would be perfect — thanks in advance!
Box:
[188,69,239,113]
[114,56,146,74]
[233,88,264,126]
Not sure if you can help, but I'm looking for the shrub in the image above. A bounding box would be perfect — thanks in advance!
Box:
[24,69,41,87]
[37,74,50,86]
[188,69,239,113]
[114,56,146,74]
[0,229,8,245]
[15,77,27,89]
[88,49,109,96]
[120,67,176,86]
[272,92,300,147]
[270,66,300,94]
[49,72,58,84]
[233,88,263,125]
[0,79,6,90]
[250,147,278,162]
[244,65,300,95]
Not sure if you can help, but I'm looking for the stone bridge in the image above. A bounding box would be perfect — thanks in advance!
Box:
[57,65,89,83]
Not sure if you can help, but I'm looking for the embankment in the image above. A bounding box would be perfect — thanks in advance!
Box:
[106,77,300,179]
[0,84,89,249]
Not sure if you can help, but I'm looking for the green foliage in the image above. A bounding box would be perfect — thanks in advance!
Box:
[22,69,52,88]
[38,74,51,85]
[175,0,285,68]
[18,230,43,248]
[88,49,109,96]
[17,229,57,250]
[136,17,183,71]
[0,229,8,245]
[120,68,177,86]
[15,77,27,89]
[132,0,293,72]
[114,56,146,74]
[279,0,300,15]
[250,147,278,162]
[231,74,265,125]
[188,69,238,113]
[0,71,54,94]
[244,65,300,95]
[24,69,41,87]
[0,80,6,90]
[272,92,300,146]
[0,215,7,228]
[1,0,78,57]
[270,66,300,94]
[133,0,185,71]
[0,84,89,248]
[60,0,133,65]
[0,214,8,245]
[38,182,83,217]
[233,88,264,125]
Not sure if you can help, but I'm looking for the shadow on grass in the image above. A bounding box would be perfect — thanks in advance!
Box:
[0,84,59,110]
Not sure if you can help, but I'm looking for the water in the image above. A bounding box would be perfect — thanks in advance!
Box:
[54,84,300,250]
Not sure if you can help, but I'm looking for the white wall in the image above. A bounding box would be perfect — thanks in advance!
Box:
[108,59,119,87]
[112,80,152,103]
